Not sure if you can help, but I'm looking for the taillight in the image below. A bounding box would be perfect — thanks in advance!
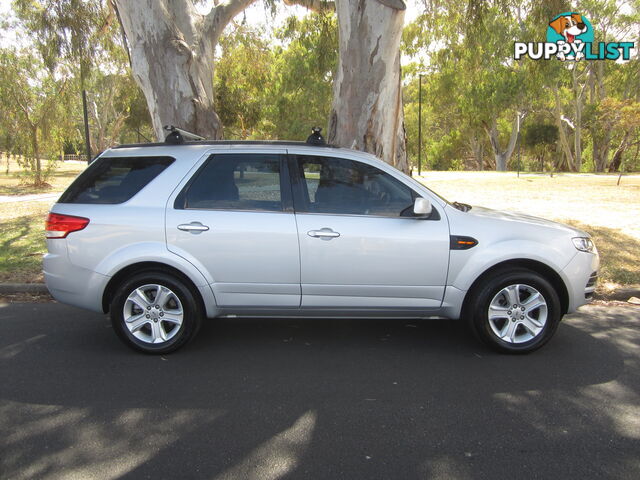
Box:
[45,213,90,239]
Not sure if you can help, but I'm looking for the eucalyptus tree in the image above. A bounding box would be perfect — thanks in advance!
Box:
[113,0,333,141]
[0,50,69,186]
[12,0,108,86]
[113,0,260,140]
[406,0,546,171]
[286,0,409,171]
[115,0,411,174]
[327,0,409,172]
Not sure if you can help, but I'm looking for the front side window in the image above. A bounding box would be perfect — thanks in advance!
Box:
[59,156,174,204]
[182,154,282,212]
[295,156,415,217]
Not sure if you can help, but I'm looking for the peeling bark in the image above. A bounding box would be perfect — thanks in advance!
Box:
[114,0,256,140]
[328,0,408,173]
[552,84,576,171]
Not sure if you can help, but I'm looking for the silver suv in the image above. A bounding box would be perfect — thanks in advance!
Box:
[44,133,599,354]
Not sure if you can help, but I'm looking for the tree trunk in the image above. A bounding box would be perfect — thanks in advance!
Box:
[114,0,256,141]
[572,67,583,171]
[484,115,520,172]
[328,0,408,173]
[552,84,575,171]
[30,125,41,186]
[470,134,484,170]
[608,132,630,172]
[593,133,611,172]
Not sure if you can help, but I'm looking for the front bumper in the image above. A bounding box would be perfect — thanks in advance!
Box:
[560,250,600,313]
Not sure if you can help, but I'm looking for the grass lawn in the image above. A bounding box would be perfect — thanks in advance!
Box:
[0,166,638,291]
[418,172,640,292]
[0,207,49,283]
[0,157,86,196]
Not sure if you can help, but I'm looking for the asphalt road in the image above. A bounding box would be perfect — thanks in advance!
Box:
[1,302,639,480]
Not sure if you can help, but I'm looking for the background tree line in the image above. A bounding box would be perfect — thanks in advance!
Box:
[0,0,638,188]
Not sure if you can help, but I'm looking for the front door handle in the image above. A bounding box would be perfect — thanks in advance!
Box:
[177,222,209,234]
[307,228,340,239]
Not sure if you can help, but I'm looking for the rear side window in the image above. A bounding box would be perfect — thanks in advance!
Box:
[58,156,174,204]
[179,154,283,212]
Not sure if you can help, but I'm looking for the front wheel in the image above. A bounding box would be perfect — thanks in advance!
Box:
[466,268,562,354]
[110,272,202,354]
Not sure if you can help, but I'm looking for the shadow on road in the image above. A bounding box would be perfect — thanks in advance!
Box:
[1,303,638,479]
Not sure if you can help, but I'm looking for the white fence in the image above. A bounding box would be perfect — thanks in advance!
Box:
[62,154,88,162]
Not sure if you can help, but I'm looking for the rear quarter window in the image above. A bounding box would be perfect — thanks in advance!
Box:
[58,156,174,204]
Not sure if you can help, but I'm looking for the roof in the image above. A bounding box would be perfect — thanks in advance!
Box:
[112,140,338,149]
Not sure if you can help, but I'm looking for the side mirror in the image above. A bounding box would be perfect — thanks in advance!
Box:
[413,197,432,217]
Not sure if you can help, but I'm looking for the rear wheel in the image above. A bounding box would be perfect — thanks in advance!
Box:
[466,268,562,354]
[110,272,202,354]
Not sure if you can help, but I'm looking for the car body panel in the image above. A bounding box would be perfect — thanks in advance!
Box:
[295,212,449,308]
[43,142,598,323]
[164,147,301,308]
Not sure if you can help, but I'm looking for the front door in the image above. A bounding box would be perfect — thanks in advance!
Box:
[289,153,450,311]
[166,151,300,308]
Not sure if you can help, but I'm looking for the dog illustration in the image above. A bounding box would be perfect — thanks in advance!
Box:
[549,13,588,61]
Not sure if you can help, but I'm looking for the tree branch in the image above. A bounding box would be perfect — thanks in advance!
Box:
[283,0,335,12]
[38,80,68,126]
[376,0,407,10]
[110,0,132,67]
[203,0,257,38]
[11,93,34,127]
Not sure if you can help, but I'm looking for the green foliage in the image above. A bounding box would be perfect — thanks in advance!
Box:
[0,49,71,186]
[402,0,640,172]
[266,13,337,140]
[524,123,558,148]
[12,0,119,84]
[522,122,559,171]
[1,0,150,176]
[1,0,638,175]
[215,24,274,138]
[214,12,337,141]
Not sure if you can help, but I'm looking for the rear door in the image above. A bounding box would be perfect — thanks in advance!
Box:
[289,152,450,311]
[166,150,301,308]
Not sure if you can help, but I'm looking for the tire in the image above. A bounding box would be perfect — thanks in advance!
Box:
[110,272,202,354]
[465,268,562,354]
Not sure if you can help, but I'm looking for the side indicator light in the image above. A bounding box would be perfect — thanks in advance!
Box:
[450,235,478,250]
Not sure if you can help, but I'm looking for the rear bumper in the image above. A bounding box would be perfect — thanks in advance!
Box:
[43,250,109,313]
[561,250,600,313]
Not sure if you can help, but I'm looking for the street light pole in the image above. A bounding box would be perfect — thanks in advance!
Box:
[418,74,423,176]
[516,113,521,178]
[82,90,92,164]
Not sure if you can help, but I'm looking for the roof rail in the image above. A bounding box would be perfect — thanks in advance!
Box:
[110,125,336,149]
[306,127,326,145]
[163,125,205,144]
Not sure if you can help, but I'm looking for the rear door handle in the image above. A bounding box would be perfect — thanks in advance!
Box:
[307,228,340,239]
[177,222,209,234]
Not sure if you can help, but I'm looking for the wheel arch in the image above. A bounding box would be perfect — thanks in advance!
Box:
[102,261,207,315]
[460,259,570,318]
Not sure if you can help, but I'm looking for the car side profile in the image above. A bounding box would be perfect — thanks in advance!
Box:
[44,131,599,354]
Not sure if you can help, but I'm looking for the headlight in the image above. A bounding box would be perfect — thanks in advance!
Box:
[572,237,595,253]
